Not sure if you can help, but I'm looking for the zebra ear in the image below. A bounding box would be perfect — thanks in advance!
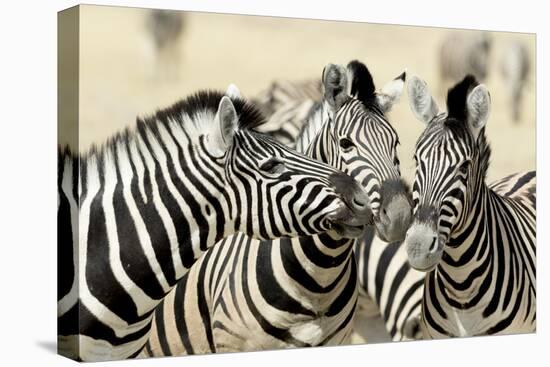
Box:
[376,71,406,112]
[466,84,491,139]
[211,96,238,154]
[407,76,439,124]
[225,83,242,99]
[322,63,349,112]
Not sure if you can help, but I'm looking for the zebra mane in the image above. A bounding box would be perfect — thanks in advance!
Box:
[346,61,385,116]
[146,90,265,132]
[346,60,377,107]
[72,90,265,162]
[445,75,491,178]
[446,74,478,122]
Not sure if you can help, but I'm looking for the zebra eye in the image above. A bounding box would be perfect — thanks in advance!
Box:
[458,162,469,175]
[339,138,355,151]
[260,158,285,174]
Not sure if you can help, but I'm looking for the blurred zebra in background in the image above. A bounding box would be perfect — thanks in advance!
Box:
[144,9,186,81]
[141,60,411,356]
[438,32,491,95]
[254,79,322,147]
[406,74,536,338]
[500,40,531,122]
[253,79,322,117]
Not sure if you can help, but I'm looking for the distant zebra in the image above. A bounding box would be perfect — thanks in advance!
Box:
[145,9,186,80]
[354,228,424,341]
[439,32,491,94]
[254,79,323,148]
[57,88,372,361]
[500,40,531,122]
[142,60,412,356]
[406,74,536,338]
[252,78,322,118]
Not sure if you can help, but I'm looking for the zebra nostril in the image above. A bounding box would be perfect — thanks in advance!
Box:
[353,197,366,208]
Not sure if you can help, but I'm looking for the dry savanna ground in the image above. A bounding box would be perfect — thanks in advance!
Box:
[58,4,536,343]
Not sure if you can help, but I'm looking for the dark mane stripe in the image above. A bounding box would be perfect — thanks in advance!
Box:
[149,90,265,131]
[74,90,266,161]
[446,74,478,121]
[346,60,376,105]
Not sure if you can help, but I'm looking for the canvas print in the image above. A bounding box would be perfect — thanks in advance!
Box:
[57,4,536,362]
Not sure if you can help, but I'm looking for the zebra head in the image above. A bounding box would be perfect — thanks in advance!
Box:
[405,75,491,271]
[300,60,412,242]
[203,90,371,240]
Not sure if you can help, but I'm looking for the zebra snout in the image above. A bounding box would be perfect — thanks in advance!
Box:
[404,224,442,272]
[376,194,413,243]
[328,172,372,226]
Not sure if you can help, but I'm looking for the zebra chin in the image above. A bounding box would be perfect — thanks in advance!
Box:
[404,223,444,272]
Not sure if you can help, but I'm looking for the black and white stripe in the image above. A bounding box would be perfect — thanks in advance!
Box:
[243,71,422,343]
[57,90,371,361]
[354,229,424,341]
[405,75,536,338]
[257,99,321,148]
[249,71,423,342]
[253,79,323,148]
[252,78,322,120]
[142,60,411,356]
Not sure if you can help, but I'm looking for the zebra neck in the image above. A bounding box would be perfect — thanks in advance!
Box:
[441,180,487,251]
[436,182,496,302]
[79,129,235,318]
[280,233,355,293]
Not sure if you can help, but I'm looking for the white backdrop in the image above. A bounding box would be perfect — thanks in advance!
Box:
[0,0,546,366]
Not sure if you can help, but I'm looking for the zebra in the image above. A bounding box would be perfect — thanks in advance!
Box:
[144,9,186,80]
[354,228,424,341]
[438,31,491,95]
[405,74,536,338]
[141,60,412,356]
[244,73,425,343]
[499,40,531,122]
[252,78,322,119]
[248,74,426,343]
[57,88,373,361]
[254,79,323,148]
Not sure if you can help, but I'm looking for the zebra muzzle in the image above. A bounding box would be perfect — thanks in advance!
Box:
[404,222,443,272]
[326,197,373,239]
[326,172,373,237]
[329,171,372,213]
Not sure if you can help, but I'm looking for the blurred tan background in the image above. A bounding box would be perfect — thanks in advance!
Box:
[61,4,535,189]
